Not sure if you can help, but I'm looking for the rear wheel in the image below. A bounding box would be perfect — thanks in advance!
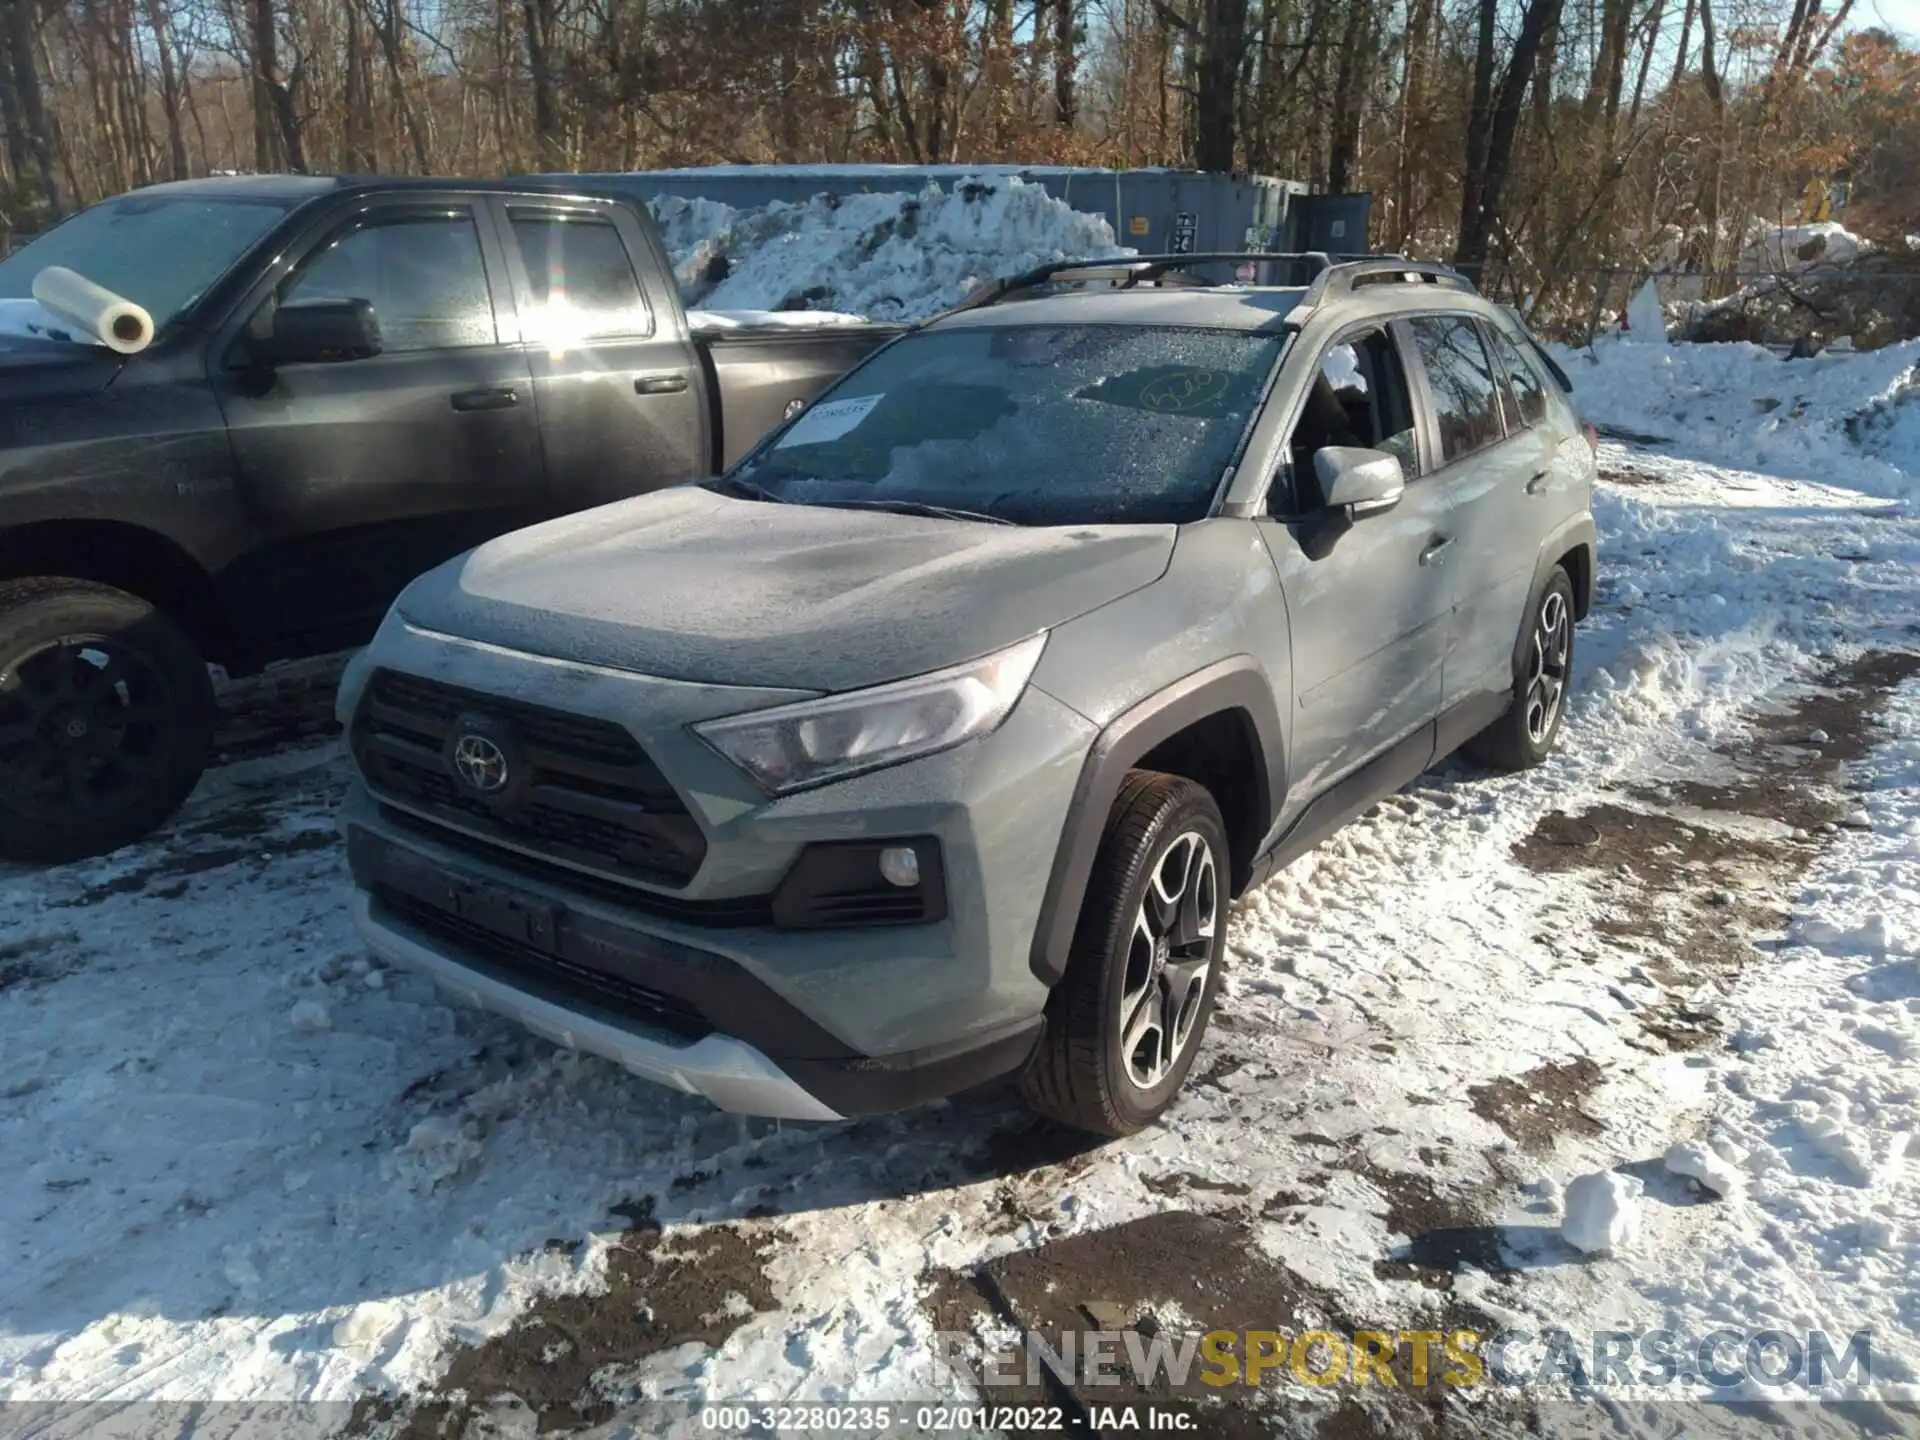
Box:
[1020,771,1227,1136]
[0,578,214,864]
[1465,565,1576,772]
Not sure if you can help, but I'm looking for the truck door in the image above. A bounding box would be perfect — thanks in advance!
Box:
[210,196,543,654]
[487,196,708,509]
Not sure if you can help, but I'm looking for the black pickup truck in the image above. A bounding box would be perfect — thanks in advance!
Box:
[0,174,898,863]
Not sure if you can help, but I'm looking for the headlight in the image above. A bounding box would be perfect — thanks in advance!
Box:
[692,633,1048,795]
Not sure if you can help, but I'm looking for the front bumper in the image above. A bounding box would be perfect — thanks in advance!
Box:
[351,889,844,1121]
[337,619,1095,1060]
[344,791,1050,1120]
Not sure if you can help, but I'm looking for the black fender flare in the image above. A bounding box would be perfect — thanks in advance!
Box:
[1028,656,1287,986]
[1534,514,1598,620]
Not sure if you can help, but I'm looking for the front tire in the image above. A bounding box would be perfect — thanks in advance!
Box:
[0,578,215,864]
[1465,565,1576,772]
[1020,771,1228,1136]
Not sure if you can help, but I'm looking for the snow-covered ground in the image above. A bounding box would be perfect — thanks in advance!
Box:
[4,327,1919,1435]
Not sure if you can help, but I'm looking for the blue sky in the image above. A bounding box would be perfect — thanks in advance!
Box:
[1853,0,1920,38]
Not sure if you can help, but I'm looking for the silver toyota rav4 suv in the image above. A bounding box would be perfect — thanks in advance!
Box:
[336,254,1597,1136]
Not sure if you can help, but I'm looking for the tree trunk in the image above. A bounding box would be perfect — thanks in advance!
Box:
[1393,0,1434,247]
[1193,0,1247,171]
[144,0,189,179]
[371,0,431,172]
[1053,0,1076,127]
[2,0,64,216]
[1697,0,1727,280]
[1326,0,1371,194]
[1458,0,1496,254]
[1455,0,1564,278]
[523,0,563,166]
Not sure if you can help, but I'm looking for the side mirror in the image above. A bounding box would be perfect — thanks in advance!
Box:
[262,298,382,365]
[1314,446,1405,517]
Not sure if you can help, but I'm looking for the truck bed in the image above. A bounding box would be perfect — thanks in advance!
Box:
[696,322,903,471]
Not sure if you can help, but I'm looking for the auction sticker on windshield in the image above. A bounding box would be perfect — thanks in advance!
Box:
[777,393,882,447]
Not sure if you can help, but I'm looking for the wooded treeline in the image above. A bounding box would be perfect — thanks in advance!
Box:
[0,0,1914,315]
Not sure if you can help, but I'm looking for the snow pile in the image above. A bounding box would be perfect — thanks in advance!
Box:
[1646,217,1873,276]
[1561,1171,1643,1254]
[686,309,868,332]
[1664,1139,1744,1198]
[1741,220,1871,273]
[1552,335,1920,500]
[649,176,1127,321]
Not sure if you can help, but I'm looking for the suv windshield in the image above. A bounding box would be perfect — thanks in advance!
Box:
[0,193,293,336]
[719,323,1284,525]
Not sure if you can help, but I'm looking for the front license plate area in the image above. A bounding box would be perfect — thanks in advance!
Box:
[447,880,563,952]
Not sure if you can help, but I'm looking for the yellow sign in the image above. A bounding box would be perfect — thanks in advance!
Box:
[1802,178,1832,223]
[1129,215,1150,236]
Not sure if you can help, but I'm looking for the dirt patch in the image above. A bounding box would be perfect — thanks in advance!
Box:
[349,1202,775,1435]
[1512,802,1793,887]
[1468,1057,1604,1154]
[1142,1171,1253,1200]
[53,826,336,908]
[0,931,83,992]
[1512,650,1919,1049]
[928,1210,1520,1436]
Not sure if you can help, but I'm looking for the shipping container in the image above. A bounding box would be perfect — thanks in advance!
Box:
[523,164,1372,277]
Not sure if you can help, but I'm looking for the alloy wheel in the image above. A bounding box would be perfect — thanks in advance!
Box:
[1117,830,1219,1090]
[1524,589,1571,745]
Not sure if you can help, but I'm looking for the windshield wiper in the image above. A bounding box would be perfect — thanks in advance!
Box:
[820,497,1015,526]
[706,473,787,504]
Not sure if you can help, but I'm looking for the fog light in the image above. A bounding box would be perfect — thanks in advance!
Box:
[878,845,920,888]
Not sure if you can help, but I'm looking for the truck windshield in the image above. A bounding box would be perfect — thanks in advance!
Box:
[720,323,1284,525]
[0,193,292,336]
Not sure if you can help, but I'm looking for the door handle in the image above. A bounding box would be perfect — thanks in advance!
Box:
[634,374,690,396]
[1526,470,1551,494]
[450,387,519,412]
[1419,535,1454,565]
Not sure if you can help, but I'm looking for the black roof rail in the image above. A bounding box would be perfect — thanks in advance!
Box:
[944,251,1387,315]
[1303,258,1477,305]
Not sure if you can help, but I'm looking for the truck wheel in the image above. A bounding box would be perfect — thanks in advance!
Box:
[0,578,215,864]
[1020,771,1227,1137]
[1465,565,1576,772]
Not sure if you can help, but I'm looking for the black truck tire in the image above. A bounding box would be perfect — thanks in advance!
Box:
[0,578,215,864]
[1020,771,1228,1136]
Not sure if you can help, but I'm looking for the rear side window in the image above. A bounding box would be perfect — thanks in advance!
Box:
[508,210,651,342]
[1487,325,1549,427]
[1409,316,1505,465]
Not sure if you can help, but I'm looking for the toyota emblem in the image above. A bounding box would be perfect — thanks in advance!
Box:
[451,732,510,794]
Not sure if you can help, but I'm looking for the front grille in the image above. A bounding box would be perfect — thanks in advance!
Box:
[378,888,713,1041]
[353,669,706,886]
[379,805,774,927]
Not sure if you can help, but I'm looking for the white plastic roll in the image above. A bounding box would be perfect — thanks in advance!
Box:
[30,265,154,354]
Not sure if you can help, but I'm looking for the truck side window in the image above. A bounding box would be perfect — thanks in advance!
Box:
[1408,316,1504,464]
[279,213,496,353]
[508,210,652,343]
[1279,325,1418,513]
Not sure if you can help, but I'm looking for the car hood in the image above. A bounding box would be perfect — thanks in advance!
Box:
[0,300,122,385]
[398,487,1176,691]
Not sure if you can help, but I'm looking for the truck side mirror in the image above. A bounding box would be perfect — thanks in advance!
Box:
[263,298,382,365]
